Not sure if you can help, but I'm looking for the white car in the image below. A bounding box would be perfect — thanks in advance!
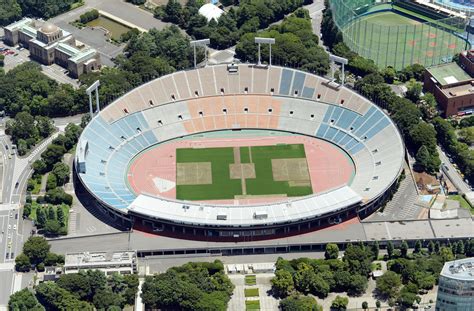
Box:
[8,224,11,230]
[13,224,16,230]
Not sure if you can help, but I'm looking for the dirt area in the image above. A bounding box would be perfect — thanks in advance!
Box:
[176,162,212,185]
[414,171,440,194]
[229,163,256,179]
[272,158,311,184]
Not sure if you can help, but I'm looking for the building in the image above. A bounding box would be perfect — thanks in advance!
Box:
[436,257,474,311]
[459,49,474,76]
[3,18,100,78]
[424,61,474,117]
[64,251,137,275]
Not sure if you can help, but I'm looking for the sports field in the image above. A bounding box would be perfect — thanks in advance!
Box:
[175,144,313,201]
[345,10,468,68]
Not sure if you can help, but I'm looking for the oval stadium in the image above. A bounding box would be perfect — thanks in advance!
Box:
[75,64,405,241]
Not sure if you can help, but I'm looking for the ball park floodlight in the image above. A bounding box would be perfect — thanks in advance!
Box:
[255,37,275,66]
[329,54,348,86]
[86,80,100,118]
[190,39,210,69]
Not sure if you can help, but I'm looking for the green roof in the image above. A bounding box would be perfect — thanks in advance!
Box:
[428,62,472,86]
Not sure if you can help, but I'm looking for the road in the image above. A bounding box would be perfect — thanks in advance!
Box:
[438,146,471,194]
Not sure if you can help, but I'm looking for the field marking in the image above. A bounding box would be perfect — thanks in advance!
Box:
[176,162,212,185]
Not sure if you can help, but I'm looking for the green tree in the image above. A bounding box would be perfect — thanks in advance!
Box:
[440,246,455,262]
[458,127,474,145]
[376,271,401,300]
[280,294,323,311]
[406,79,422,102]
[36,207,47,228]
[46,173,57,191]
[51,162,70,186]
[15,253,31,272]
[41,144,66,170]
[371,241,379,259]
[57,273,92,300]
[325,243,339,260]
[0,0,22,26]
[387,241,394,259]
[35,282,93,311]
[57,206,65,227]
[414,240,422,253]
[45,187,73,205]
[271,269,295,297]
[23,236,50,265]
[44,219,62,235]
[362,301,368,310]
[8,288,44,311]
[331,295,349,310]
[400,240,409,258]
[93,288,124,310]
[348,274,368,296]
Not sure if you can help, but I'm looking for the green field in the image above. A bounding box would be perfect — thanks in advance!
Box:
[345,10,468,69]
[176,144,313,201]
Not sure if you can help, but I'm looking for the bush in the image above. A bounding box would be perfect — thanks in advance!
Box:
[79,9,99,24]
[36,263,45,272]
[45,188,73,206]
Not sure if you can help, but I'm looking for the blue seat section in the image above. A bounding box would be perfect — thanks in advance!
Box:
[339,134,352,146]
[363,118,391,140]
[323,106,334,123]
[302,87,314,98]
[292,71,306,95]
[324,127,339,141]
[143,131,158,146]
[334,130,346,143]
[279,69,294,96]
[316,123,330,137]
[354,110,385,137]
[349,142,364,154]
[330,106,343,123]
[335,109,358,129]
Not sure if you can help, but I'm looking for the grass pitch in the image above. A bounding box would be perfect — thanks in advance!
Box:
[176,144,312,201]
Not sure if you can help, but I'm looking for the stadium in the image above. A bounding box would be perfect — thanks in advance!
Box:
[75,64,405,241]
[330,0,471,69]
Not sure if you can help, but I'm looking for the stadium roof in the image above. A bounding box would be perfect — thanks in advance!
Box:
[128,186,362,226]
[427,62,472,86]
[199,3,224,22]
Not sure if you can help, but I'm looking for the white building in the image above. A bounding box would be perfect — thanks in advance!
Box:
[436,257,474,311]
[64,251,137,275]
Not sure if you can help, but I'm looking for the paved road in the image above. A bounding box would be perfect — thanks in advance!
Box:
[438,146,471,194]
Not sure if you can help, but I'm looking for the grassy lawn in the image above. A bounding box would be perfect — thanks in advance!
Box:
[29,201,70,231]
[245,300,260,311]
[244,288,259,297]
[245,275,257,286]
[176,144,312,201]
[448,195,473,213]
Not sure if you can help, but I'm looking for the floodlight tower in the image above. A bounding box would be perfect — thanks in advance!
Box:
[86,80,100,118]
[190,39,210,69]
[254,37,275,66]
[329,54,349,86]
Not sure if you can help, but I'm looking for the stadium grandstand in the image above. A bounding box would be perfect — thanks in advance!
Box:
[75,64,405,241]
[329,0,471,69]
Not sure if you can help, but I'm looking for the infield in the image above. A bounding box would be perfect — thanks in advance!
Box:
[175,144,313,201]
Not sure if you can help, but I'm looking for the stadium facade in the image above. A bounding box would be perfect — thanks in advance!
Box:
[75,64,405,241]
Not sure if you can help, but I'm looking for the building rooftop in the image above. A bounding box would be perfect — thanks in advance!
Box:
[4,18,32,32]
[428,62,472,86]
[65,251,136,267]
[442,82,474,98]
[56,42,80,57]
[441,257,474,281]
[69,48,96,63]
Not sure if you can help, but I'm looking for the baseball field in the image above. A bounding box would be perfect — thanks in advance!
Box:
[175,144,313,201]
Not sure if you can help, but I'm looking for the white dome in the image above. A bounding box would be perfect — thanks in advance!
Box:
[198,3,224,22]
[40,22,59,34]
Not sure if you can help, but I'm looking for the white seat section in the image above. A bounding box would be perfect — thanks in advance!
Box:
[213,65,230,95]
[267,66,282,94]
[173,71,191,99]
[198,66,218,96]
[160,75,179,101]
[185,69,203,98]
[252,67,268,94]
[238,65,253,93]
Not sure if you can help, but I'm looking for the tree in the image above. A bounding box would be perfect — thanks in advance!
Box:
[57,273,92,300]
[371,241,379,259]
[57,206,65,227]
[45,187,73,205]
[362,301,368,310]
[331,296,349,310]
[93,288,124,310]
[280,294,323,311]
[414,240,422,253]
[376,271,401,299]
[458,127,474,145]
[36,207,47,228]
[35,282,93,311]
[44,252,63,266]
[406,79,422,102]
[46,173,57,191]
[428,241,435,254]
[400,240,409,258]
[271,269,294,297]
[8,288,44,311]
[397,283,421,308]
[41,144,66,169]
[51,162,70,186]
[325,243,339,260]
[387,241,394,259]
[348,274,368,296]
[44,219,62,235]
[15,253,31,272]
[23,236,50,265]
[439,246,454,262]
[415,146,430,173]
